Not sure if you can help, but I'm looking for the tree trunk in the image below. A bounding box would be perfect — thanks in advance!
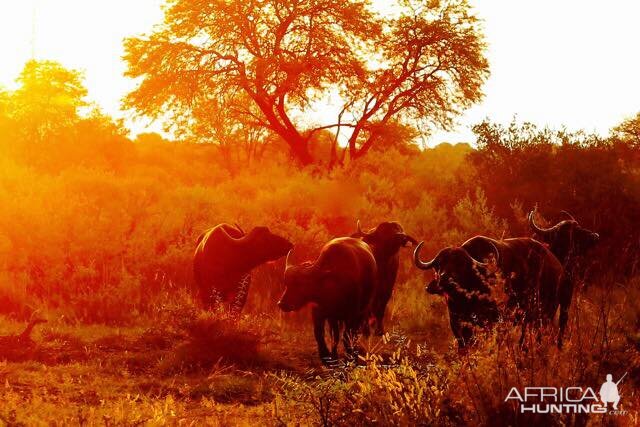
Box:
[291,141,313,165]
[282,131,313,165]
[253,100,314,165]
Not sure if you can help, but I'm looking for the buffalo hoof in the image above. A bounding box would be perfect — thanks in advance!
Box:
[320,356,341,368]
[346,351,367,366]
[345,346,366,364]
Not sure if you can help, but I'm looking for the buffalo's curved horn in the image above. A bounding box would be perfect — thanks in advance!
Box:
[528,209,552,234]
[218,227,241,242]
[467,241,500,266]
[413,242,436,270]
[354,219,371,238]
[469,255,488,268]
[560,210,576,222]
[285,249,294,270]
[234,222,245,235]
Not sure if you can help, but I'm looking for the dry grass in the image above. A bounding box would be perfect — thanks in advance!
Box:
[0,273,637,425]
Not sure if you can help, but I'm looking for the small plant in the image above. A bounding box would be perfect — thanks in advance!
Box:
[158,311,263,374]
[272,339,463,426]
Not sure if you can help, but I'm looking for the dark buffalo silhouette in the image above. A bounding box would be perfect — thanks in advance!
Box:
[352,220,417,335]
[528,207,599,268]
[414,236,569,348]
[278,237,377,361]
[193,224,292,312]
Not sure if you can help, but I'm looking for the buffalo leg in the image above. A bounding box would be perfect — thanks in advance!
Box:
[328,319,340,359]
[343,328,354,357]
[449,313,467,349]
[373,304,385,336]
[343,318,361,359]
[312,308,330,360]
[373,288,393,336]
[558,311,568,347]
[199,284,220,310]
[558,304,569,349]
[231,274,251,316]
[557,276,573,349]
[361,316,371,337]
[519,320,528,348]
[194,269,214,309]
[197,286,211,309]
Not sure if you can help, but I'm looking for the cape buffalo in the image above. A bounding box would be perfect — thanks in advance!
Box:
[352,220,417,335]
[528,208,599,312]
[414,236,569,348]
[193,224,292,312]
[278,237,377,361]
[528,208,599,268]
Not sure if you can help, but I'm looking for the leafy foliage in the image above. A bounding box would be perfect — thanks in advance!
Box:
[612,112,640,148]
[124,0,489,164]
[470,119,640,275]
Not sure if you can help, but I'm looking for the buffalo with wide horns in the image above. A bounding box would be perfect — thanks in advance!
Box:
[529,208,599,310]
[278,237,377,361]
[528,207,599,269]
[414,236,570,348]
[193,224,292,312]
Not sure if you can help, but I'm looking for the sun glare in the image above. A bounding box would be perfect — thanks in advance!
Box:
[1,0,639,142]
[0,0,165,134]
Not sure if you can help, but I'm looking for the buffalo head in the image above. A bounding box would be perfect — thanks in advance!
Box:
[414,241,500,347]
[414,243,494,296]
[278,249,322,312]
[352,220,418,254]
[528,208,599,263]
[245,226,293,263]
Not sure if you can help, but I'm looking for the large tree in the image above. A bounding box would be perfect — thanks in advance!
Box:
[124,0,488,165]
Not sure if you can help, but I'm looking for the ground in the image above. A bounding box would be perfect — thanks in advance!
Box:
[0,277,638,426]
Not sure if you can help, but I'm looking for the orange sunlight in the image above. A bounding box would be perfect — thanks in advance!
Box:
[1,0,639,143]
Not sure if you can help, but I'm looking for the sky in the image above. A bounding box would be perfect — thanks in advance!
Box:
[0,0,639,145]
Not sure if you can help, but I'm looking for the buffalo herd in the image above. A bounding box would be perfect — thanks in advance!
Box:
[193,210,598,362]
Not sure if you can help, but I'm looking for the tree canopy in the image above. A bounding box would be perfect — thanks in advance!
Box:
[7,60,88,143]
[612,112,640,148]
[124,0,489,165]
